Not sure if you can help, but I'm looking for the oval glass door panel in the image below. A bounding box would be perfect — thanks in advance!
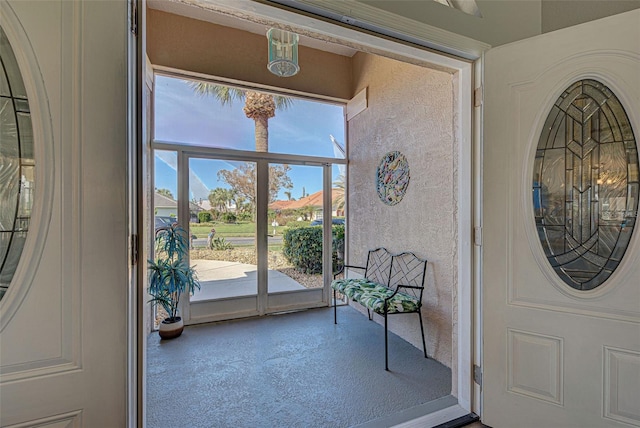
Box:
[533,79,639,290]
[0,26,35,300]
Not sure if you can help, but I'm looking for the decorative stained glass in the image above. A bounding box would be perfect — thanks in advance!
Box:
[533,79,639,291]
[0,26,35,300]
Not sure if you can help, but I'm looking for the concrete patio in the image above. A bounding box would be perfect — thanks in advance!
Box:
[147,306,453,428]
[190,259,306,301]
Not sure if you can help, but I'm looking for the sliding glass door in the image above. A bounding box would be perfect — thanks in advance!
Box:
[266,163,328,310]
[187,157,259,322]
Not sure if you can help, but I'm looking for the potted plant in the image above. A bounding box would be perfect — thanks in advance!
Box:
[147,223,200,339]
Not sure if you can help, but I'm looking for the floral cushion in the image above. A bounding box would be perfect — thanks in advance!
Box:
[331,278,420,314]
[331,278,379,298]
[344,281,378,301]
[358,289,420,314]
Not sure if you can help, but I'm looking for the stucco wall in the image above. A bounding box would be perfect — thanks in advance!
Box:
[348,53,456,372]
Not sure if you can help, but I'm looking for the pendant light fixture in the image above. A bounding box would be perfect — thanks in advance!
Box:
[267,28,300,77]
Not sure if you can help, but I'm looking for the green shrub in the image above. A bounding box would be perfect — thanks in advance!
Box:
[283,227,323,274]
[285,220,310,229]
[237,211,252,222]
[282,225,345,274]
[221,212,237,224]
[332,225,345,253]
[332,224,345,273]
[198,211,212,223]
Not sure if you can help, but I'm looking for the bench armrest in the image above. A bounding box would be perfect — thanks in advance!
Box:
[333,264,366,279]
[384,284,423,300]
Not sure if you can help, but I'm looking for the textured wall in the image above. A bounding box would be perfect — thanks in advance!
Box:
[348,53,456,370]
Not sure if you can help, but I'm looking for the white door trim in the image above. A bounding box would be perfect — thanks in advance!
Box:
[139,0,480,421]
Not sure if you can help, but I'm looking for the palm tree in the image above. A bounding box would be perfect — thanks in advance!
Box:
[209,187,231,212]
[190,82,293,152]
[155,188,174,200]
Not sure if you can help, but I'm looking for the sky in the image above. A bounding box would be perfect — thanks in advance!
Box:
[153,75,346,202]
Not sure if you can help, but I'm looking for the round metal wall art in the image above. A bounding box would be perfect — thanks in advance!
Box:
[376,151,410,206]
[532,79,639,291]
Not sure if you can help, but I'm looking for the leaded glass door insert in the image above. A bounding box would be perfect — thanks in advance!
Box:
[533,79,639,290]
[0,26,35,300]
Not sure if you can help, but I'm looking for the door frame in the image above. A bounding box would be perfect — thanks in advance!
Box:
[136,1,485,425]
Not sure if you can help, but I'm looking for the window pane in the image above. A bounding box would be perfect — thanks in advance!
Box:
[188,158,257,301]
[17,112,33,161]
[154,150,178,224]
[154,75,345,158]
[0,27,27,98]
[268,164,324,293]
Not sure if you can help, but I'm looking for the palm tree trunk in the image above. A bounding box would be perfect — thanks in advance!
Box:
[254,116,269,152]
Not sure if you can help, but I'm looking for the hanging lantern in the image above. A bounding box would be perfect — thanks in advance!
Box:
[267,28,299,77]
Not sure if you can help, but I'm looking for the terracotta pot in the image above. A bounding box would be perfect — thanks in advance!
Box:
[158,316,184,339]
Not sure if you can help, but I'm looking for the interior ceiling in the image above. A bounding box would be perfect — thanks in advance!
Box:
[147,0,359,57]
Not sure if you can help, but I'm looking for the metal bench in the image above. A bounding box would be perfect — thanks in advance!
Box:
[331,248,428,370]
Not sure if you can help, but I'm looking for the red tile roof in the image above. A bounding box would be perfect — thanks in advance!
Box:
[269,189,342,210]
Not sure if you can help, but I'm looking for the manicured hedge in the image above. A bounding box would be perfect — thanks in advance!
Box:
[283,225,345,274]
[198,211,212,223]
[284,220,310,229]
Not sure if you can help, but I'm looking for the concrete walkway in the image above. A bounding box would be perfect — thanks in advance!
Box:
[190,259,305,301]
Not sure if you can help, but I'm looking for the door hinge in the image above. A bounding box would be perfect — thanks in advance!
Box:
[474,226,482,246]
[474,86,483,107]
[474,364,482,387]
[130,0,138,36]
[131,234,139,266]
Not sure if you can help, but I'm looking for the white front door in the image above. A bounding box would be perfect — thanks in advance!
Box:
[0,1,130,426]
[483,10,640,427]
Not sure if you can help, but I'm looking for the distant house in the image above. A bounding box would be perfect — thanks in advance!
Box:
[196,199,212,212]
[154,192,203,222]
[195,198,236,213]
[269,189,344,220]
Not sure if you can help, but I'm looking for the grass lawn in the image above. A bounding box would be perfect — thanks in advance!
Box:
[190,222,291,237]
